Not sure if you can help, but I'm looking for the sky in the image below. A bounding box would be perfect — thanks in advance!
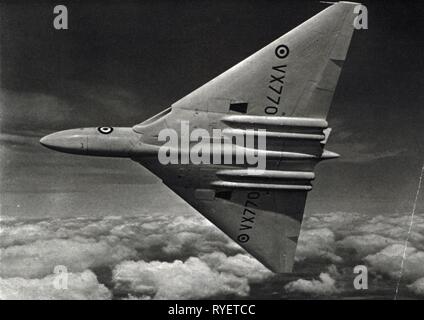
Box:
[0,0,424,299]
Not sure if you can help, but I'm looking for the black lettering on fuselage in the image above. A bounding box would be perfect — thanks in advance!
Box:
[265,64,287,115]
[237,192,260,243]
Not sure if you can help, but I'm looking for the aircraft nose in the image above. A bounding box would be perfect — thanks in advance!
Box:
[39,135,54,148]
[40,129,88,155]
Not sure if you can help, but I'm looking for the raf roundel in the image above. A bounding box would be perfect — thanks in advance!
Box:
[275,44,289,59]
[237,234,250,243]
[98,127,113,134]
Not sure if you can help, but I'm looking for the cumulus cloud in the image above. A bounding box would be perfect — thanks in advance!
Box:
[0,212,265,299]
[365,244,424,281]
[292,211,424,298]
[112,256,250,299]
[112,251,272,299]
[0,270,111,300]
[199,252,272,282]
[357,215,424,247]
[337,234,400,256]
[284,273,339,296]
[407,277,424,296]
[0,238,136,279]
[0,213,238,278]
[296,228,342,263]
[2,209,424,299]
[297,212,424,265]
[0,222,52,247]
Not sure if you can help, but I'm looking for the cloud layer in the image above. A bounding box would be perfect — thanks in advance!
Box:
[0,270,111,300]
[291,211,424,298]
[113,256,249,299]
[1,209,424,299]
[0,212,270,299]
[284,272,339,296]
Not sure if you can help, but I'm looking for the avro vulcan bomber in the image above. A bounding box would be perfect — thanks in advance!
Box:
[41,2,360,272]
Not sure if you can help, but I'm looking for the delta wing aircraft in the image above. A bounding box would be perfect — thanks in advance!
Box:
[41,2,360,272]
